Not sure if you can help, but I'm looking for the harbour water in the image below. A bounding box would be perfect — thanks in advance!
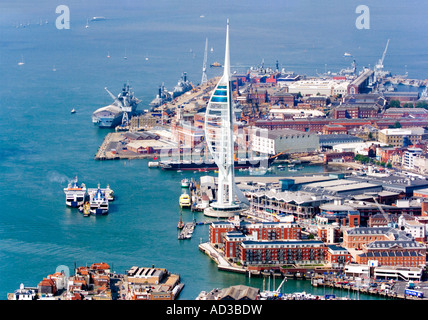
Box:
[1,0,427,300]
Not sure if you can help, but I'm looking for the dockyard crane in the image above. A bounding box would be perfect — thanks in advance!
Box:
[372,196,392,227]
[373,39,390,83]
[201,38,208,85]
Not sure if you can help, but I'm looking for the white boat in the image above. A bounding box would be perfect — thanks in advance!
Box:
[64,177,87,208]
[71,108,76,114]
[181,178,190,188]
[88,184,109,215]
[105,184,114,201]
[18,55,25,66]
[344,52,352,57]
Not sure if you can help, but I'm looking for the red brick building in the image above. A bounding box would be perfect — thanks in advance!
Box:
[209,222,235,246]
[238,240,327,269]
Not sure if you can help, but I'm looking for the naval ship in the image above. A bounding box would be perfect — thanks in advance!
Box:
[149,83,172,110]
[172,72,193,98]
[92,83,140,128]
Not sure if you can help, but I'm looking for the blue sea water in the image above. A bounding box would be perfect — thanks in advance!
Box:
[1,0,427,300]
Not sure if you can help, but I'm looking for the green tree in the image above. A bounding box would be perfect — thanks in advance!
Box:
[389,100,401,108]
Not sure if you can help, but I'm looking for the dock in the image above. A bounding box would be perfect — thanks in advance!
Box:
[178,222,195,240]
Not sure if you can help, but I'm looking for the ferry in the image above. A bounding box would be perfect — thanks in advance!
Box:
[64,177,87,208]
[179,194,191,208]
[88,184,109,215]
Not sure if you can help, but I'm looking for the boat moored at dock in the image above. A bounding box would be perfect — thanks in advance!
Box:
[179,193,191,208]
[64,177,87,208]
[88,184,109,215]
[92,83,140,128]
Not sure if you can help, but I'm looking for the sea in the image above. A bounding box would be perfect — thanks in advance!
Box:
[0,0,427,300]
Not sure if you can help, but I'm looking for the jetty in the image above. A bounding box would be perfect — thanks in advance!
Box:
[178,222,195,240]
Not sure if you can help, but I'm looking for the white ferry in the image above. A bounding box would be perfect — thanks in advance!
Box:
[64,177,87,208]
[88,184,109,215]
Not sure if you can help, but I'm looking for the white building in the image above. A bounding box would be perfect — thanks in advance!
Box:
[252,127,319,155]
[398,215,425,241]
[269,108,325,119]
[403,148,424,170]
[285,79,350,97]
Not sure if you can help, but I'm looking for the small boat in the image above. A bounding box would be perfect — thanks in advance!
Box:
[210,61,221,68]
[64,177,87,208]
[181,178,190,188]
[105,184,114,201]
[107,52,111,58]
[179,194,191,208]
[177,210,184,229]
[18,55,25,66]
[343,52,352,57]
[82,202,90,217]
[85,19,89,28]
[88,184,109,215]
[71,108,76,114]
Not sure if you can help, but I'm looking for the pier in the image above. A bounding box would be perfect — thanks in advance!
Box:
[178,222,195,240]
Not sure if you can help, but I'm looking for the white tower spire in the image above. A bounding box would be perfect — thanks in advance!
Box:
[204,19,247,213]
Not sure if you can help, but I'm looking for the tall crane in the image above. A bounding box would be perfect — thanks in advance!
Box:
[372,196,392,227]
[374,39,390,83]
[201,38,208,85]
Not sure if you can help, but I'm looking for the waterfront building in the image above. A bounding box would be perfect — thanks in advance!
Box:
[196,285,260,300]
[123,266,182,300]
[318,134,364,149]
[209,221,235,246]
[8,284,37,300]
[343,227,396,249]
[251,127,319,155]
[247,189,331,220]
[326,245,352,268]
[237,240,327,268]
[356,240,426,267]
[242,221,301,241]
[374,266,423,281]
